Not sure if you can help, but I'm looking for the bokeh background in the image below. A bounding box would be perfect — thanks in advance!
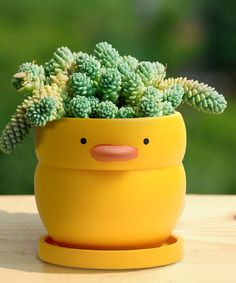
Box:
[0,0,235,194]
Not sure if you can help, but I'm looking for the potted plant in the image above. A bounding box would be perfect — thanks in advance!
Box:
[0,42,227,269]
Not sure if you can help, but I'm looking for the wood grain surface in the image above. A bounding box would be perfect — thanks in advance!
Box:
[0,195,235,283]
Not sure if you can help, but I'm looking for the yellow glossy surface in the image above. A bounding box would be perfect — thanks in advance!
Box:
[35,112,186,171]
[38,234,184,269]
[35,164,185,249]
[34,112,186,267]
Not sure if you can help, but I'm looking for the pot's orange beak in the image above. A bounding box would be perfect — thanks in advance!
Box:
[91,144,138,162]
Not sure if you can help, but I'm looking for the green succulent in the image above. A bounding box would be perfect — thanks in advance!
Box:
[143,86,163,102]
[116,106,136,118]
[136,61,165,87]
[136,95,163,117]
[76,52,101,82]
[87,96,100,117]
[87,96,100,111]
[44,46,75,75]
[25,96,64,127]
[122,71,145,106]
[160,77,227,114]
[0,41,228,154]
[49,72,69,92]
[0,107,31,154]
[99,68,122,103]
[117,61,133,78]
[94,101,118,118]
[0,84,64,153]
[94,42,121,68]
[23,84,65,126]
[68,96,91,118]
[162,84,184,108]
[153,62,166,83]
[161,101,175,115]
[69,72,96,97]
[123,55,139,69]
[63,96,72,117]
[12,62,46,93]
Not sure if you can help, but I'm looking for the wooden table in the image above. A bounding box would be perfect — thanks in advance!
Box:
[0,195,235,283]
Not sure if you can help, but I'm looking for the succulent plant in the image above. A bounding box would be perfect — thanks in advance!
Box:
[49,72,69,91]
[99,68,122,103]
[0,41,227,153]
[143,86,163,102]
[25,84,65,126]
[123,55,139,69]
[44,46,75,75]
[159,77,227,114]
[94,42,121,68]
[161,101,175,115]
[94,101,118,118]
[69,72,96,97]
[0,84,64,153]
[153,62,166,82]
[121,71,145,106]
[116,106,136,118]
[162,84,184,108]
[76,52,101,82]
[25,96,64,127]
[87,96,100,113]
[12,62,46,93]
[136,94,163,117]
[136,61,166,87]
[0,107,31,154]
[64,95,100,118]
[117,61,133,78]
[67,96,91,118]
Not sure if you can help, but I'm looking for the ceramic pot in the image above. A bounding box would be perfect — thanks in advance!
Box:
[35,112,186,268]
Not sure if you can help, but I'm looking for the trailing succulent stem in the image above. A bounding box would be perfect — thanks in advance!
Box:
[0,41,227,153]
[0,84,65,153]
[159,77,227,114]
[0,107,32,154]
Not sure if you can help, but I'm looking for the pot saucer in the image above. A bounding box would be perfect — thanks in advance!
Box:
[38,234,183,269]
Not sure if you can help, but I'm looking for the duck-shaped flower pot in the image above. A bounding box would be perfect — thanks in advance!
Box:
[0,41,227,269]
[35,111,186,269]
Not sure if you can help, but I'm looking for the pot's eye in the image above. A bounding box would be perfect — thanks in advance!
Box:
[80,138,87,144]
[143,138,149,145]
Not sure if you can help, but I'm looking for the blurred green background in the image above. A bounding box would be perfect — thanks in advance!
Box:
[0,0,235,194]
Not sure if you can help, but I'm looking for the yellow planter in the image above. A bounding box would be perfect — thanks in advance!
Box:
[35,112,186,269]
